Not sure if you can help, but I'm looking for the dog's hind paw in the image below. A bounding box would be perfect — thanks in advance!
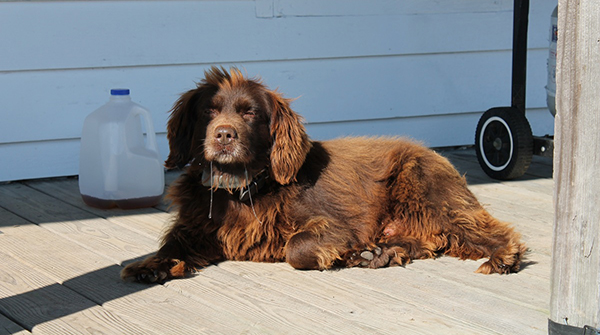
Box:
[475,242,527,274]
[344,246,411,269]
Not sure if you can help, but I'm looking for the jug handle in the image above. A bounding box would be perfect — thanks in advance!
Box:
[134,108,159,152]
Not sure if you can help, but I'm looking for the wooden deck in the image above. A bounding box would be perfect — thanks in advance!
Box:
[0,148,553,335]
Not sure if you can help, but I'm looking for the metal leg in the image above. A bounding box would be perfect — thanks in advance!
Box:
[511,0,530,114]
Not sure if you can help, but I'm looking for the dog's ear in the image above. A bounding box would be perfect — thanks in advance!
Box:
[165,87,207,169]
[268,91,312,185]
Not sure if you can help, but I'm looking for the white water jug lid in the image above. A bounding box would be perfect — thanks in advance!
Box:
[111,88,130,96]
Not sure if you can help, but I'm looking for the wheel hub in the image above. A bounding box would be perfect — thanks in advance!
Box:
[479,116,513,171]
[493,138,503,151]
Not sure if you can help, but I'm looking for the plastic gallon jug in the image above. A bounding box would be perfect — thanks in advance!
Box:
[79,89,164,209]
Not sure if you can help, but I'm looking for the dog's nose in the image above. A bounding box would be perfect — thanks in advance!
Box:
[215,125,238,145]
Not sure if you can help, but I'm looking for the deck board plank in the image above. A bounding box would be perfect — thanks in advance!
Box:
[0,313,30,335]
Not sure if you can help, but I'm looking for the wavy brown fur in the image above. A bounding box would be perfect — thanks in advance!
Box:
[121,67,526,283]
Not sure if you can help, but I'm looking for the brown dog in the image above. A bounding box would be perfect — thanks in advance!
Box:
[121,67,526,283]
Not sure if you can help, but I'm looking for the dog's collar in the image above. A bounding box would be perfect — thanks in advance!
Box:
[201,167,269,202]
[238,169,269,202]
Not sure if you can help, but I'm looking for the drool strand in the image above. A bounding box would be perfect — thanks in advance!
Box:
[245,165,263,225]
[208,161,214,219]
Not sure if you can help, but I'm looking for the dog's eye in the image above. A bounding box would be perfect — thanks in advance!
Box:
[204,109,217,117]
[243,109,257,118]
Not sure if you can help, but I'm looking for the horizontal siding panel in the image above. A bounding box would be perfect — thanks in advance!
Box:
[0,0,553,73]
[307,108,555,146]
[0,109,554,182]
[257,50,550,122]
[0,49,549,144]
[0,135,168,183]
[267,0,513,17]
[0,139,83,182]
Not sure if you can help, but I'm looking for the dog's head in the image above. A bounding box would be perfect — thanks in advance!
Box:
[165,66,311,186]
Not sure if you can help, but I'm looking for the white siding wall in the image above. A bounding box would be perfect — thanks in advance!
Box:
[0,0,556,182]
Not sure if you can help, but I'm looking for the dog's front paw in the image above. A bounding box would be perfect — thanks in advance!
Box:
[121,256,188,284]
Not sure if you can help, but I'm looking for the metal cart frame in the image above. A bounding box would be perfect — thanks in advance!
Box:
[474,0,554,180]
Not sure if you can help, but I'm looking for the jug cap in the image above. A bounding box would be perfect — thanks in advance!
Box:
[110,88,130,96]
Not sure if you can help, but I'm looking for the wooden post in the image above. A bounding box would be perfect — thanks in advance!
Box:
[549,0,600,334]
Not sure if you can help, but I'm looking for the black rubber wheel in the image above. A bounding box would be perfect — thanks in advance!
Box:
[475,107,533,180]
